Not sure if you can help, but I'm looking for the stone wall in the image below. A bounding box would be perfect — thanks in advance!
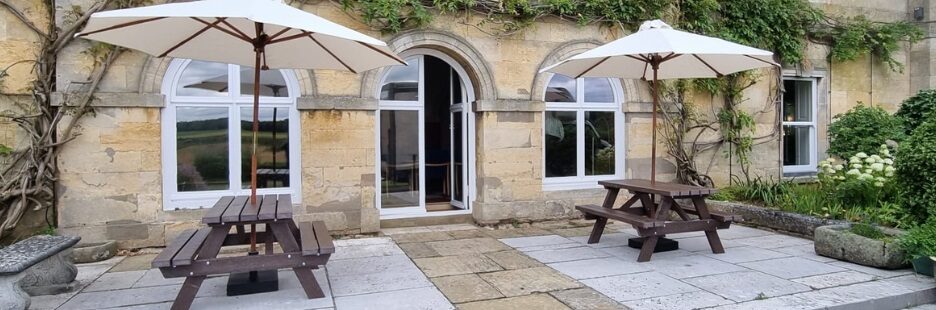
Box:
[27,0,936,247]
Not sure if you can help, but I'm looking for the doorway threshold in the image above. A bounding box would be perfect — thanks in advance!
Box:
[380,212,474,228]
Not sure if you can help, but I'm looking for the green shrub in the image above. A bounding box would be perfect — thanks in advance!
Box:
[895,116,936,222]
[896,89,936,134]
[899,221,936,260]
[818,145,898,210]
[828,104,904,159]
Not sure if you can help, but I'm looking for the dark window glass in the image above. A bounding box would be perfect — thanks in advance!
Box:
[380,110,420,207]
[585,111,615,175]
[545,111,577,177]
[241,107,290,189]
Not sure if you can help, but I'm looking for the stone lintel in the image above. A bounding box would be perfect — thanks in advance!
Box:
[474,99,544,112]
[297,96,377,111]
[51,92,164,108]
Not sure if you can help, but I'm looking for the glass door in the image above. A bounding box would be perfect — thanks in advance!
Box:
[450,68,467,209]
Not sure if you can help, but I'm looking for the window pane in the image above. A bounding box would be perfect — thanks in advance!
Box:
[452,68,463,104]
[585,111,615,175]
[783,125,811,166]
[241,67,288,97]
[545,111,577,177]
[783,80,812,122]
[241,107,290,189]
[452,112,463,202]
[380,58,420,101]
[176,61,229,97]
[176,107,229,191]
[545,74,577,103]
[380,110,420,208]
[584,78,614,103]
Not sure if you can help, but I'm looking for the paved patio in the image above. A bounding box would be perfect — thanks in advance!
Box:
[28,221,936,309]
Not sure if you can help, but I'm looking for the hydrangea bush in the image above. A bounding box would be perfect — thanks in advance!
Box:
[818,144,898,209]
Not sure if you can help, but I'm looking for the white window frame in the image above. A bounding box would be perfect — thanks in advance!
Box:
[160,59,302,210]
[781,77,818,174]
[542,74,626,191]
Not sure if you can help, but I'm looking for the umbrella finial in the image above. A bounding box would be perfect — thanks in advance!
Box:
[639,20,672,31]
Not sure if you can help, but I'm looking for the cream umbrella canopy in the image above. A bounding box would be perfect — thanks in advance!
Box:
[540,19,778,184]
[77,0,404,201]
[76,0,404,253]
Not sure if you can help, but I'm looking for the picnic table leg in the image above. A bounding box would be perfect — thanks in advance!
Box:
[637,235,659,262]
[171,276,206,310]
[265,223,274,255]
[170,226,229,310]
[270,222,326,299]
[587,217,608,244]
[692,197,725,254]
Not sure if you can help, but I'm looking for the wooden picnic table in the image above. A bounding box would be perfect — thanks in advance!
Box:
[577,179,740,262]
[152,194,334,310]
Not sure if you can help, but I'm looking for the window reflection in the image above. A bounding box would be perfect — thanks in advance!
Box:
[585,111,615,175]
[176,61,230,97]
[380,58,420,101]
[545,74,577,103]
[241,107,290,189]
[241,67,289,97]
[584,78,614,103]
[545,111,577,177]
[783,80,812,122]
[176,107,230,191]
[783,125,811,166]
[380,110,420,208]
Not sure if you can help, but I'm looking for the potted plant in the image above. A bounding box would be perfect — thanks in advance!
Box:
[898,221,936,276]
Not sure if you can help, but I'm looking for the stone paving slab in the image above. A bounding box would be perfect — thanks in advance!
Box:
[457,293,571,310]
[426,237,511,256]
[525,246,613,263]
[733,234,813,249]
[83,270,146,292]
[620,290,732,310]
[739,257,847,279]
[483,250,544,270]
[548,257,650,280]
[478,266,582,297]
[699,246,790,264]
[333,286,451,310]
[412,254,502,277]
[548,287,625,310]
[430,274,504,303]
[581,271,700,302]
[791,271,878,289]
[683,271,812,302]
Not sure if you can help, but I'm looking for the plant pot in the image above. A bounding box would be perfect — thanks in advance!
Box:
[911,256,934,276]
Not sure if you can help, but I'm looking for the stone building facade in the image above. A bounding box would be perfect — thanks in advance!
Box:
[0,0,934,247]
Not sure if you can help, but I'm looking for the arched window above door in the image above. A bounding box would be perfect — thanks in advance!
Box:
[162,59,301,210]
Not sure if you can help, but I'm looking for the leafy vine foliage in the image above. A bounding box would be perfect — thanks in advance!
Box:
[0,0,142,240]
[334,0,922,185]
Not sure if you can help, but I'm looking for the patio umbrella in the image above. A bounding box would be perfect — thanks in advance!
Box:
[540,20,778,184]
[76,0,404,251]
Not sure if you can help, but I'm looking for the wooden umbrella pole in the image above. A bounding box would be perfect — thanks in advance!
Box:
[248,22,264,254]
[650,56,660,184]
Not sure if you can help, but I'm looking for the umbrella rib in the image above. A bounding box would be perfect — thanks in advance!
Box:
[744,55,778,67]
[268,27,293,41]
[191,17,252,43]
[661,53,682,62]
[269,31,312,44]
[574,56,611,79]
[77,17,166,37]
[218,19,252,41]
[357,42,407,65]
[692,54,723,77]
[308,34,357,74]
[158,18,226,58]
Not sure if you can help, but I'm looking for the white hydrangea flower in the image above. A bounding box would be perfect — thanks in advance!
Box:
[864,157,876,164]
[859,173,873,180]
[836,176,846,180]
[885,171,894,177]
[850,157,862,164]
[846,169,860,175]
[864,169,873,174]
[870,163,884,171]
[856,152,869,159]
[874,182,884,187]
[834,164,844,170]
[875,176,886,182]
[885,166,896,172]
[884,158,894,165]
[851,163,863,169]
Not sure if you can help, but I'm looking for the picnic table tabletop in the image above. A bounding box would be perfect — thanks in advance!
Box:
[201,194,293,225]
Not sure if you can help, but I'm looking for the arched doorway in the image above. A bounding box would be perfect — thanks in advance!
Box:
[375,49,476,218]
[160,59,302,210]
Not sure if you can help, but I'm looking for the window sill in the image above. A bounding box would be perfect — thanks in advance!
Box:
[542,179,614,191]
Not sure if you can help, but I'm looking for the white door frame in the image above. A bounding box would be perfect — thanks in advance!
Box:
[376,48,476,219]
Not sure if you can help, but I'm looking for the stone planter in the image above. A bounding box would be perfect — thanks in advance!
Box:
[706,200,845,237]
[814,224,907,269]
[72,241,117,263]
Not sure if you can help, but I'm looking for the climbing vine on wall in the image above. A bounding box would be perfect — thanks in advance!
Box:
[0,0,143,241]
[330,0,922,185]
